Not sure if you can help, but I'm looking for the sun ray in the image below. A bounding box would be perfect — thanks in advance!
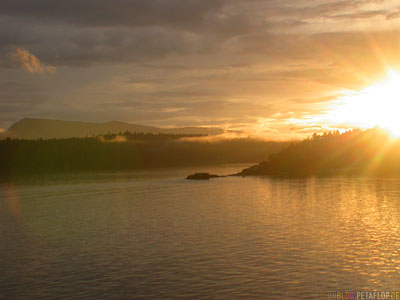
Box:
[325,69,400,138]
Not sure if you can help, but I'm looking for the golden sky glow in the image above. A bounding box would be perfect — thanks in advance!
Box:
[277,70,400,139]
[325,70,400,137]
[3,0,400,139]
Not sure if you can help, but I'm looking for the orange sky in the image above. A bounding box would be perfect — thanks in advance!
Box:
[2,0,400,139]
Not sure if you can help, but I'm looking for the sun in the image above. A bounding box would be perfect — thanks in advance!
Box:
[327,70,400,137]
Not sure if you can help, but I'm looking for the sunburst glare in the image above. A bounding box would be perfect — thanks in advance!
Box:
[327,70,400,137]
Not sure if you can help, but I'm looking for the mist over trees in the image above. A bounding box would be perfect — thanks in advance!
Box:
[0,132,287,176]
[4,128,400,178]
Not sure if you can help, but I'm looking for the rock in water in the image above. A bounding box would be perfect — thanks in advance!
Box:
[186,173,219,180]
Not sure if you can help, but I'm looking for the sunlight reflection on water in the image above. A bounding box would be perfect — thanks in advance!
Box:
[1,166,400,299]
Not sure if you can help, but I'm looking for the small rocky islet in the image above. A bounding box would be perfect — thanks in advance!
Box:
[185,173,221,180]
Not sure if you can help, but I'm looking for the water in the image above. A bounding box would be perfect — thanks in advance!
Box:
[2,164,400,299]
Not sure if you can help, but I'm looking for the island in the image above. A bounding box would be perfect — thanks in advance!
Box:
[186,173,221,180]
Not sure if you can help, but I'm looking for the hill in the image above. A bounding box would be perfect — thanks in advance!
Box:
[1,118,226,140]
[238,128,400,177]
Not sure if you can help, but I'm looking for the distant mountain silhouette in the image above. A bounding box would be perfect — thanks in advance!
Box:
[2,118,226,139]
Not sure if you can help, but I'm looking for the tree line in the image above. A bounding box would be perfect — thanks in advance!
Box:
[240,128,400,177]
[0,132,287,176]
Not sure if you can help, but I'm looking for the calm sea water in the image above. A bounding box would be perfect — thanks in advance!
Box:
[1,164,400,300]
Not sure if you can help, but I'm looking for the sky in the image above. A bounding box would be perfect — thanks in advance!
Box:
[2,0,400,139]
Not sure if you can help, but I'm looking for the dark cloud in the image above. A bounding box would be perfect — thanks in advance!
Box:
[0,0,245,67]
[1,0,395,67]
[0,0,224,29]
[0,24,211,67]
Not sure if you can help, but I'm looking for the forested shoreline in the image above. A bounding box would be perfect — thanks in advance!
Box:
[0,132,287,176]
[239,128,400,177]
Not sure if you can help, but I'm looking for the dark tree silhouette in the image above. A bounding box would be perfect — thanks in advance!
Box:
[0,132,287,176]
[239,128,400,177]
